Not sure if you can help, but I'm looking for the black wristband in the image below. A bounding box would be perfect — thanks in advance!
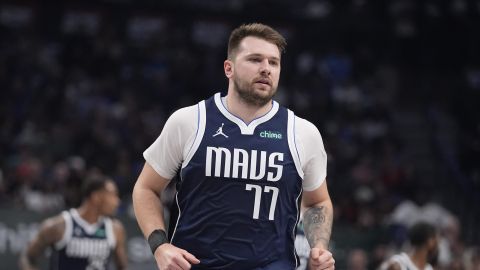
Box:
[147,229,168,254]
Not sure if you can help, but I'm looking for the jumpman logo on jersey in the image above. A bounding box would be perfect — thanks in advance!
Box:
[213,123,228,138]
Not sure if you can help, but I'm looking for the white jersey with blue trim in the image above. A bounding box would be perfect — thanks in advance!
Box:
[144,92,328,269]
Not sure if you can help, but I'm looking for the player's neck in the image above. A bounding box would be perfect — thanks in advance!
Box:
[77,204,102,224]
[409,249,429,269]
[225,91,273,124]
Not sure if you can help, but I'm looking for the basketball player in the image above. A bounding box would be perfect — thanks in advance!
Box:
[19,176,128,270]
[295,211,311,270]
[133,23,335,270]
[380,222,439,270]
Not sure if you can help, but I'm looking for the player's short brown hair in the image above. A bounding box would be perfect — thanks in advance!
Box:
[227,23,287,60]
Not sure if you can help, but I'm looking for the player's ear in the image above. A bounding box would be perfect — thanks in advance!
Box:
[427,236,437,249]
[224,60,234,78]
[91,190,102,204]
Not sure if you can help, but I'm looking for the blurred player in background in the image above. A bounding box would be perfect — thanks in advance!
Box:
[380,222,439,270]
[133,23,334,270]
[19,176,128,270]
[295,212,311,270]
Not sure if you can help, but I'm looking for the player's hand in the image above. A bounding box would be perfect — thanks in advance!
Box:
[154,243,200,270]
[308,247,335,270]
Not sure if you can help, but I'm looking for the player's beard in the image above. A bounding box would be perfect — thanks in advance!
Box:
[233,76,277,107]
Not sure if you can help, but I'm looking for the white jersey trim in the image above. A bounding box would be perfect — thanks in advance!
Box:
[70,209,103,235]
[170,192,182,244]
[293,187,303,268]
[214,93,279,135]
[105,218,116,248]
[287,110,304,179]
[390,253,408,270]
[390,252,433,270]
[54,211,73,249]
[182,100,206,168]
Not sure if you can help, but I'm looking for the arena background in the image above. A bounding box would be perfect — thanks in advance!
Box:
[0,1,479,269]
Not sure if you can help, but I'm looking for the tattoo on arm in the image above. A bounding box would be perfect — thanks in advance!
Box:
[303,206,333,249]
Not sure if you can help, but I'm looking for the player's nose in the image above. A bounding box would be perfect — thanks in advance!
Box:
[259,59,271,75]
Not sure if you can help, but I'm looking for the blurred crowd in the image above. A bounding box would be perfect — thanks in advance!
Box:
[0,0,479,269]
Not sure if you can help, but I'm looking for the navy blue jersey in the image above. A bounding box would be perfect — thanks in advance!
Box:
[172,93,304,269]
[50,209,115,270]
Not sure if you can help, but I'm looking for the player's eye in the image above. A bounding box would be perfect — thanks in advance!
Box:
[270,60,279,66]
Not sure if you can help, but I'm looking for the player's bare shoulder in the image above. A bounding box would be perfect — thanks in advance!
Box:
[380,261,402,270]
[111,218,126,237]
[37,213,66,245]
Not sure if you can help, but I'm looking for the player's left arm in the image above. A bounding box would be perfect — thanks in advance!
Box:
[303,181,333,250]
[297,117,334,269]
[112,219,128,270]
[19,215,64,270]
[302,181,335,270]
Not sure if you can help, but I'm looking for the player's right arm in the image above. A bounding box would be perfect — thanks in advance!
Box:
[386,263,402,270]
[19,215,64,270]
[133,163,200,269]
[134,105,199,269]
